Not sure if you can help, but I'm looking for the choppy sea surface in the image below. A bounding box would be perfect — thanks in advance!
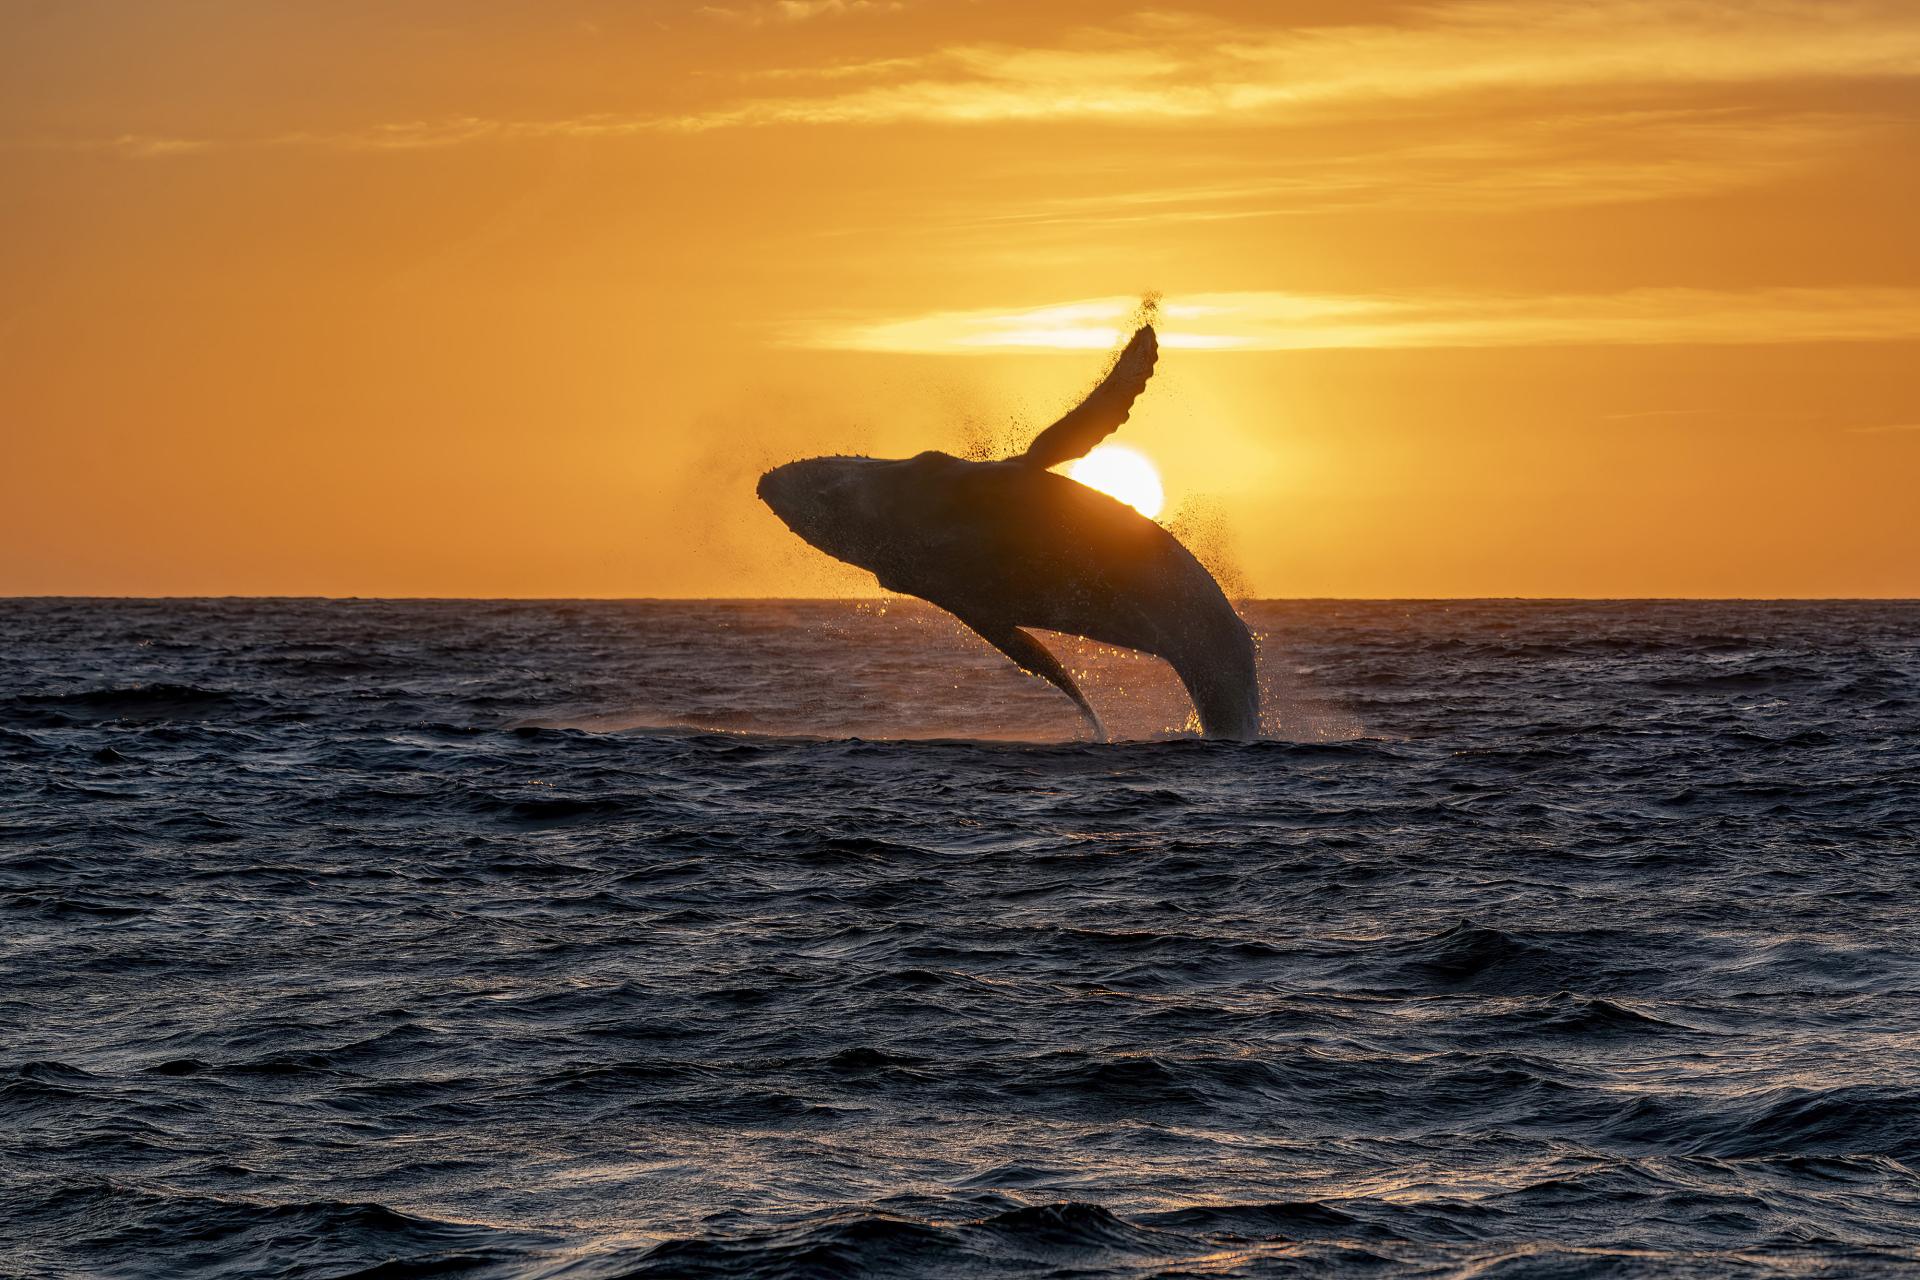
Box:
[4,598,1919,1279]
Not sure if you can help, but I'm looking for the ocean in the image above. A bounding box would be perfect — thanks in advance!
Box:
[3,598,1918,1278]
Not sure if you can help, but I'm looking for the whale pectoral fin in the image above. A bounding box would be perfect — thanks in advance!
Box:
[967,620,1107,743]
[1018,324,1158,470]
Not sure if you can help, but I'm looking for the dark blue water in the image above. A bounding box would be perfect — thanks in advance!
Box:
[3,599,1918,1278]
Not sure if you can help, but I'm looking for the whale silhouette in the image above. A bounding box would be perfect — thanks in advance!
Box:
[757,324,1259,741]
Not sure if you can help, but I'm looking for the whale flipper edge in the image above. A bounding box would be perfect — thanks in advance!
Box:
[963,616,1106,743]
[1017,324,1158,470]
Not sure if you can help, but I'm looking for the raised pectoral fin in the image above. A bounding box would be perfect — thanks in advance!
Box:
[1018,324,1157,470]
[965,618,1106,743]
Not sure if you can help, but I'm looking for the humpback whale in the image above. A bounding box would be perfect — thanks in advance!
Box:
[757,325,1259,741]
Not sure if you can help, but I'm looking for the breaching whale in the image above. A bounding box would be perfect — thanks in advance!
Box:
[756,325,1259,741]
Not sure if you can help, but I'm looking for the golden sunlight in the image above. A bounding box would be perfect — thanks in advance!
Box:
[1066,444,1165,519]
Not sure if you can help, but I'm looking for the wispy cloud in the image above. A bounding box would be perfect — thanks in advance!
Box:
[700,0,906,26]
[3,114,662,158]
[11,0,1915,159]
[907,109,1864,229]
[798,288,1920,352]
[670,0,1920,130]
[6,132,220,157]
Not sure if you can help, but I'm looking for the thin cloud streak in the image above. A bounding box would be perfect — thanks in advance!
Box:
[917,111,1864,230]
[671,0,1920,130]
[700,0,908,25]
[2,115,663,158]
[10,1,1917,158]
[798,289,1920,353]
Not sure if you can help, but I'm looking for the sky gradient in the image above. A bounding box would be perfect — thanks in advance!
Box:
[5,0,1918,597]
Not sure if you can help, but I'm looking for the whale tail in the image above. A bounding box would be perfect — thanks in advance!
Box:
[1017,325,1158,470]
[1167,616,1261,741]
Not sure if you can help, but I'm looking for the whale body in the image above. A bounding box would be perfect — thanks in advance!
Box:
[756,325,1259,741]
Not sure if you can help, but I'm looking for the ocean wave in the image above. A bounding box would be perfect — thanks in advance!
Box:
[10,1183,546,1280]
[1,682,255,727]
[4,598,1918,1278]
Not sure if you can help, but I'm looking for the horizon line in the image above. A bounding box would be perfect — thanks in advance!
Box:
[5,595,1918,605]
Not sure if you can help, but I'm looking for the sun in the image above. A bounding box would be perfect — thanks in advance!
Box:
[1065,444,1165,518]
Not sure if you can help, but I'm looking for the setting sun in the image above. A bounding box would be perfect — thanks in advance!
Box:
[1066,445,1165,519]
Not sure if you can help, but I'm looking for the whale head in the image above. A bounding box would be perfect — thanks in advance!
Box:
[757,453,946,571]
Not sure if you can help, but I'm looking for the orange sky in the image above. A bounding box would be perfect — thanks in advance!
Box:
[4,0,1917,597]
